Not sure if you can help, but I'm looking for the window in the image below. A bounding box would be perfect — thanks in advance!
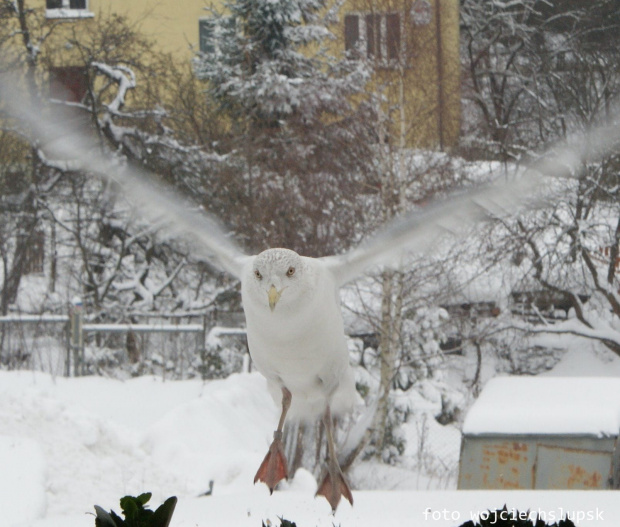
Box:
[19,230,45,276]
[46,0,93,19]
[47,0,86,7]
[49,66,90,131]
[49,66,88,103]
[344,12,403,65]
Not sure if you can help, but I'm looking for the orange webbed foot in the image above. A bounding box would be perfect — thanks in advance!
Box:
[254,437,288,493]
[316,467,353,511]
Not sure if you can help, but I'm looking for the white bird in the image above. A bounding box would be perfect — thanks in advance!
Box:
[241,247,356,507]
[2,74,620,510]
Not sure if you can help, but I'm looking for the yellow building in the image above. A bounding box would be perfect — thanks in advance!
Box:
[43,0,208,58]
[10,0,460,149]
[337,0,460,149]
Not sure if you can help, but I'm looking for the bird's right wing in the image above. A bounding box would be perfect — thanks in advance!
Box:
[322,119,620,287]
[0,74,250,280]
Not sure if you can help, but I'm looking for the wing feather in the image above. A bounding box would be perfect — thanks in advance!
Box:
[0,74,249,279]
[323,118,620,286]
[321,173,541,286]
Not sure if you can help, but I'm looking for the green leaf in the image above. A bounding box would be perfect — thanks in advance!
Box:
[150,496,177,527]
[94,494,176,527]
[137,493,152,506]
[94,505,121,527]
[119,496,140,522]
[110,510,125,527]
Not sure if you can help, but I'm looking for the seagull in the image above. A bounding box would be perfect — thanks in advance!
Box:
[2,73,619,510]
[243,248,356,508]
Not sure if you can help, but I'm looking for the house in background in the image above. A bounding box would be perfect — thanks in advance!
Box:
[458,376,620,490]
[38,0,460,150]
[338,0,460,149]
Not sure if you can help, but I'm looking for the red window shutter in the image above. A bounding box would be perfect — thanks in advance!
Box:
[366,14,382,59]
[344,14,359,52]
[386,13,400,60]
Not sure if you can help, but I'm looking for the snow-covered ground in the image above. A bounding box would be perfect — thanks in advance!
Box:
[3,345,620,527]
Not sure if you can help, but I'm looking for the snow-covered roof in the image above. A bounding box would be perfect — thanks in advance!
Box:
[463,376,620,437]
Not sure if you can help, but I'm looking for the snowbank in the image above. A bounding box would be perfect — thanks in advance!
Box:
[0,370,274,524]
[0,436,47,525]
[2,367,620,526]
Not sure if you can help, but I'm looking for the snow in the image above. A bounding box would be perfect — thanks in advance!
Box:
[0,436,47,524]
[0,315,69,323]
[81,323,204,333]
[0,371,271,524]
[462,375,620,436]
[45,8,94,19]
[544,344,620,377]
[0,365,619,527]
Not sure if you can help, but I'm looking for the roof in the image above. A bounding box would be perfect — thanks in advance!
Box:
[462,376,620,437]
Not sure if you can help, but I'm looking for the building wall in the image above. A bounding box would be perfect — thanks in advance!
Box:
[39,0,208,59]
[98,0,208,58]
[337,0,460,149]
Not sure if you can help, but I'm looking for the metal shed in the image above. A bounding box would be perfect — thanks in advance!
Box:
[458,376,620,490]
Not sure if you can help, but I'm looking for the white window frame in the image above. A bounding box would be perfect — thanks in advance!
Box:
[345,11,406,69]
[46,0,94,19]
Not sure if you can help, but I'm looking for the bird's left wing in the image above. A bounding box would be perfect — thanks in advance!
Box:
[322,119,620,287]
[0,74,249,279]
[321,173,541,286]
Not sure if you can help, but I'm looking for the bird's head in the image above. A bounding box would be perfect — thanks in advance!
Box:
[243,248,308,313]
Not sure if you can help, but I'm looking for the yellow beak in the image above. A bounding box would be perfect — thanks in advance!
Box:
[268,285,282,312]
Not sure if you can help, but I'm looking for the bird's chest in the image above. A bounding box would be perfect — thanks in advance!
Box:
[244,298,345,379]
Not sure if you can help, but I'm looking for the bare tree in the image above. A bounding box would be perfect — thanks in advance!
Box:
[461,0,620,356]
[0,3,236,322]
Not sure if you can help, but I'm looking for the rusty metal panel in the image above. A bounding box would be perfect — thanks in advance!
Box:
[613,438,620,488]
[480,440,532,489]
[534,444,612,489]
[458,437,534,489]
[458,435,617,490]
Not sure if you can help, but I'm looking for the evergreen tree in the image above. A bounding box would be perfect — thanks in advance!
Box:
[194,0,377,256]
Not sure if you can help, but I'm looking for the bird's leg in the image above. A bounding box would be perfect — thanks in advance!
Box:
[254,386,291,493]
[316,404,353,511]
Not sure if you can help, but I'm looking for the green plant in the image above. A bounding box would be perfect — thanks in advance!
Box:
[94,493,177,527]
[262,518,297,527]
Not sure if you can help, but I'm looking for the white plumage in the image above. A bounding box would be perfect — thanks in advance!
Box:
[241,248,356,419]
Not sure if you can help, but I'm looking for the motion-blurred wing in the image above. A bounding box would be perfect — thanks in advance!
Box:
[0,74,249,279]
[323,119,620,287]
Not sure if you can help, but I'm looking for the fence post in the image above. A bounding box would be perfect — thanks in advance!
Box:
[65,319,71,377]
[69,298,84,377]
[201,315,208,381]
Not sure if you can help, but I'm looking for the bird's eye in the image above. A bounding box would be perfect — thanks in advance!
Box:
[286,266,295,277]
[254,269,262,280]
